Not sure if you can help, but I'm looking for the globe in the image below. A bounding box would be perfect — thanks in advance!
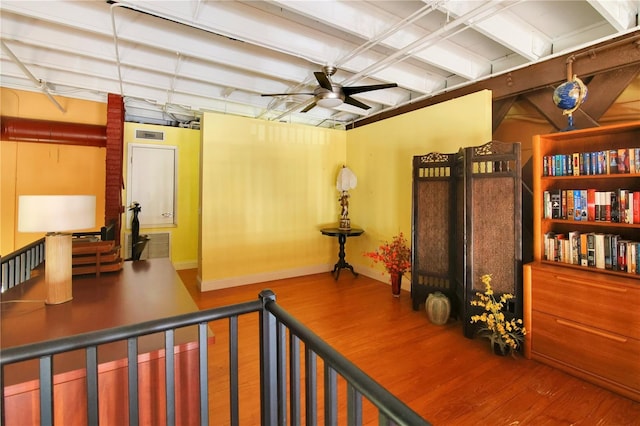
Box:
[553,77,588,113]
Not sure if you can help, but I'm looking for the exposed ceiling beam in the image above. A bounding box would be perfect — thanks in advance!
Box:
[350,31,640,129]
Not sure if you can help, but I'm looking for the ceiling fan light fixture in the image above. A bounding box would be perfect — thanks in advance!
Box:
[317,97,343,108]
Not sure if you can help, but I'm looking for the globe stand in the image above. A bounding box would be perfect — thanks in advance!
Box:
[561,114,576,132]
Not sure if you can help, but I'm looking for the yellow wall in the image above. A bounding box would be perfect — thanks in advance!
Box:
[122,123,201,269]
[1,88,106,254]
[198,92,491,289]
[346,90,493,280]
[199,113,346,290]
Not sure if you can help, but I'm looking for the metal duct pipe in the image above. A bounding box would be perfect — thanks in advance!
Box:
[1,117,107,147]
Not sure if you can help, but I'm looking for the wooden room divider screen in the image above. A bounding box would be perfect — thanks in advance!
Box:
[412,141,522,338]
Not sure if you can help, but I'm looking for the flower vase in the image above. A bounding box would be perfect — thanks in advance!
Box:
[492,342,511,357]
[426,292,451,325]
[390,272,402,297]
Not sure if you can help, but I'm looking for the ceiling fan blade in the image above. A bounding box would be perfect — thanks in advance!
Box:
[343,83,397,96]
[314,72,333,91]
[301,102,317,113]
[261,92,314,97]
[344,96,371,110]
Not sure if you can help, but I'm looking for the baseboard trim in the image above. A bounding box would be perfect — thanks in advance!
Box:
[199,264,333,292]
[173,260,198,270]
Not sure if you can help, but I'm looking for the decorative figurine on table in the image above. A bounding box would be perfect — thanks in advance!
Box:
[129,201,148,261]
[336,165,357,230]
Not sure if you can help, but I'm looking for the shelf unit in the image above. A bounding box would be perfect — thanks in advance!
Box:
[532,121,640,277]
[525,121,640,402]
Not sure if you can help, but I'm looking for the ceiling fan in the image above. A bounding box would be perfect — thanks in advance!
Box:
[261,66,398,113]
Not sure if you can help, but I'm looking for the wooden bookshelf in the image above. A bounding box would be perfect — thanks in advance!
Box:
[525,121,640,402]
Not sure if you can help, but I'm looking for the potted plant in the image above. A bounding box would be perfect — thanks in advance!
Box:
[470,274,526,356]
[363,232,411,297]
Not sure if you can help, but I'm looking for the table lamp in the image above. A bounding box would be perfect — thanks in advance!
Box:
[18,195,96,304]
[336,166,357,230]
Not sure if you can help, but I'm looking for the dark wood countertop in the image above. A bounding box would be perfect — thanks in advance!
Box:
[1,258,202,385]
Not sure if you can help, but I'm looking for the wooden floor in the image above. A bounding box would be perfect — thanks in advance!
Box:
[177,269,640,425]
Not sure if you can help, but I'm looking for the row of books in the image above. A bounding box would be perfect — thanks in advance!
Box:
[543,188,640,224]
[544,231,640,274]
[543,148,640,177]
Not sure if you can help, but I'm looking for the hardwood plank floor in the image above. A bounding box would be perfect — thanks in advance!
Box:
[177,269,640,425]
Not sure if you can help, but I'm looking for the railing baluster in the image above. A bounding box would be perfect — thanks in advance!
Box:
[259,290,278,426]
[39,355,54,425]
[198,322,209,426]
[347,383,363,426]
[305,347,317,426]
[277,321,287,426]
[324,365,337,426]
[289,334,301,425]
[1,238,45,290]
[229,315,239,426]
[165,329,175,426]
[128,337,139,426]
[86,346,99,425]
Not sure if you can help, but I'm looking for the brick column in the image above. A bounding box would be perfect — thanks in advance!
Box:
[106,94,124,245]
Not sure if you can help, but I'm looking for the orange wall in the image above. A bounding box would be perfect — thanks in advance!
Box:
[1,88,107,254]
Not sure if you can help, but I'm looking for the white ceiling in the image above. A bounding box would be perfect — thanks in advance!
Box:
[1,1,639,129]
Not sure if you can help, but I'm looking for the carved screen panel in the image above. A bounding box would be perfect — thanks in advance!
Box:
[411,152,456,311]
[459,141,522,338]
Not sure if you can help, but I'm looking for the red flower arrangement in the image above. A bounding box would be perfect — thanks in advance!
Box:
[363,232,412,275]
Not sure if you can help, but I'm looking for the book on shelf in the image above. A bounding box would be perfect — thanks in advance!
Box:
[597,151,606,175]
[587,233,596,267]
[618,148,630,173]
[617,240,629,272]
[611,191,619,223]
[587,189,596,221]
[573,189,582,221]
[543,191,551,218]
[569,231,580,265]
[604,234,612,270]
[580,233,589,266]
[551,190,561,219]
[595,233,606,269]
[629,243,638,274]
[608,150,618,174]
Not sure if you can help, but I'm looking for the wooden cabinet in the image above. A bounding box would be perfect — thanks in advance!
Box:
[524,121,640,402]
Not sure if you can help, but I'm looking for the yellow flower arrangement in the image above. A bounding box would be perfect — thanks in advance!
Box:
[470,274,526,354]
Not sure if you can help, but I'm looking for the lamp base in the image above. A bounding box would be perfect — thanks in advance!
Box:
[339,218,351,230]
[45,233,73,304]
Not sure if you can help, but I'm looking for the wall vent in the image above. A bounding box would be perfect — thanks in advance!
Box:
[135,129,165,141]
[125,232,170,260]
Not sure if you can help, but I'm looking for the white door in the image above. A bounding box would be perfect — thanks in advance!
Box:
[127,144,176,227]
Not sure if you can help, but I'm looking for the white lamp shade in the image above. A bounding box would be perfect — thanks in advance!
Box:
[18,195,96,232]
[336,166,357,191]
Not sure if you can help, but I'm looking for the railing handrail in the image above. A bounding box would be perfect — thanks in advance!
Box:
[0,299,262,365]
